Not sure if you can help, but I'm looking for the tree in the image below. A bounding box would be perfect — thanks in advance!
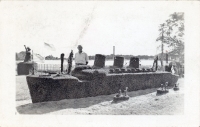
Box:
[156,12,184,63]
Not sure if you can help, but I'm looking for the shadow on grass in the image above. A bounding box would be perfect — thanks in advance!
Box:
[16,88,157,114]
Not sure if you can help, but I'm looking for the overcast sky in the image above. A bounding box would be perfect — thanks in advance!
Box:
[1,1,187,57]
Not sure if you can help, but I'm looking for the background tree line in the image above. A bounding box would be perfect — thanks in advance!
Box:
[16,52,155,61]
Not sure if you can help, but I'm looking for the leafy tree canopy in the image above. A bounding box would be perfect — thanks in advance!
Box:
[156,12,184,62]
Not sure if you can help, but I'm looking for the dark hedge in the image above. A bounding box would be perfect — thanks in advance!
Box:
[27,71,178,103]
[17,62,38,75]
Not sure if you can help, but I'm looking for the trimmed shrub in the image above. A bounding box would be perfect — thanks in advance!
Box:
[93,54,106,68]
[17,62,38,75]
[113,56,124,68]
[27,71,179,103]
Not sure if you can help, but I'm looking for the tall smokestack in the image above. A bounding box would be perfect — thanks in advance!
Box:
[113,46,115,59]
[60,53,64,72]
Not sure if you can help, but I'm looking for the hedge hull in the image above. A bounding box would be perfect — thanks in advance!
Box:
[26,72,178,103]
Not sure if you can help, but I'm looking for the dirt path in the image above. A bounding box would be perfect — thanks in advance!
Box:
[16,76,184,115]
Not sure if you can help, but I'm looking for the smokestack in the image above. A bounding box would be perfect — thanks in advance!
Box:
[60,53,64,72]
[113,46,115,59]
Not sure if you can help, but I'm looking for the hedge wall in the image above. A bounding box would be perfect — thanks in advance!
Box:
[17,62,38,75]
[27,71,178,103]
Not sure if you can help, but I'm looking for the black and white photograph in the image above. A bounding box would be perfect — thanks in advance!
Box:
[0,1,200,127]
